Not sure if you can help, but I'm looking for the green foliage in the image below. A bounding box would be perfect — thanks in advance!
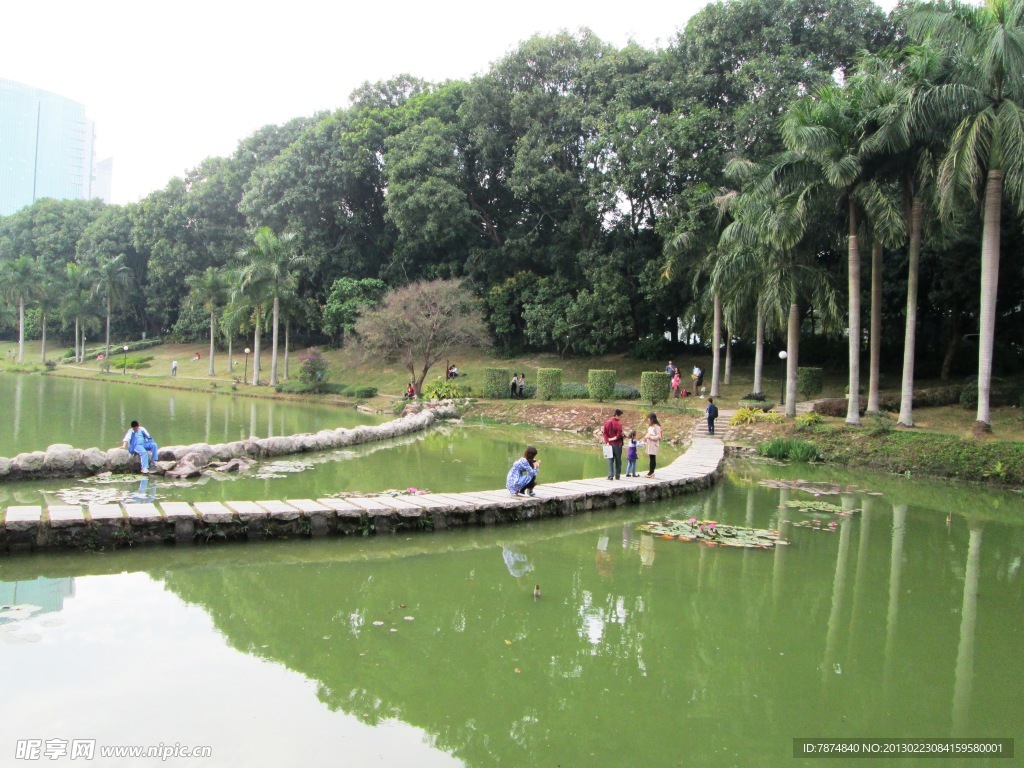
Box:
[757,411,784,424]
[169,304,210,342]
[322,277,387,344]
[741,392,767,401]
[483,368,511,398]
[814,398,866,417]
[122,355,154,370]
[298,348,330,391]
[61,338,163,361]
[632,336,670,361]
[275,380,318,394]
[794,412,824,431]
[796,367,824,399]
[730,407,762,426]
[877,386,963,412]
[342,384,378,398]
[588,369,616,402]
[560,382,590,399]
[738,399,775,412]
[422,379,472,399]
[640,371,671,405]
[958,381,1021,409]
[537,368,562,400]
[758,437,819,462]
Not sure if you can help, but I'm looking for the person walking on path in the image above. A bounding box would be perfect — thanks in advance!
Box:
[171,359,177,377]
[705,397,719,436]
[506,445,540,496]
[119,420,159,474]
[510,372,519,399]
[517,372,526,399]
[643,413,662,477]
[602,409,624,480]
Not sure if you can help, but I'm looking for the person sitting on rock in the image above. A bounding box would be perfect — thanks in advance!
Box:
[119,420,159,474]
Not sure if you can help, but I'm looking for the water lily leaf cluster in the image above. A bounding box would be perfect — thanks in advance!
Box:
[638,518,786,549]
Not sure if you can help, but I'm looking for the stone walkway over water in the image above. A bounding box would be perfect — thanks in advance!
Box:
[0,438,725,555]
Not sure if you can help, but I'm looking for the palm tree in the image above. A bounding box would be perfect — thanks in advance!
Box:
[90,253,133,362]
[237,227,310,386]
[908,0,1024,430]
[779,85,877,425]
[62,262,97,363]
[0,255,43,363]
[185,267,229,376]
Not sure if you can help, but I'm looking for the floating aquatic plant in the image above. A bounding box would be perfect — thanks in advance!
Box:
[638,518,787,549]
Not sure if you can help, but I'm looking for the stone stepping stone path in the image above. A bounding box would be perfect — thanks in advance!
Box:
[0,438,724,555]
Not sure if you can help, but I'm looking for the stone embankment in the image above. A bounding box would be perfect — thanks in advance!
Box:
[0,438,725,555]
[0,403,459,482]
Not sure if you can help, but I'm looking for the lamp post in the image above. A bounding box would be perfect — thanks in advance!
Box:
[779,350,788,406]
[122,345,129,375]
[243,348,251,384]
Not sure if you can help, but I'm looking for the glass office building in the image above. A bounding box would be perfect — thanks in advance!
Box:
[0,78,98,216]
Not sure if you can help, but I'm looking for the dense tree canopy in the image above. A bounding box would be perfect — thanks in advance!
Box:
[2,0,1023,424]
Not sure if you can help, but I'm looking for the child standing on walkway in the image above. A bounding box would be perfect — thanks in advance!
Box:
[625,430,640,477]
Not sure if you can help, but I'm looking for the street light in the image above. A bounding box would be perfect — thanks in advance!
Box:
[243,347,251,384]
[122,345,129,375]
[778,350,788,406]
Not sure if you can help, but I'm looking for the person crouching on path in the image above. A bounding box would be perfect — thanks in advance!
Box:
[120,420,159,474]
[506,446,540,496]
[644,412,662,477]
[602,409,624,480]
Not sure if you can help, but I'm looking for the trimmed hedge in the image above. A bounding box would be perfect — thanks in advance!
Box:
[538,368,562,400]
[813,398,866,417]
[63,338,164,361]
[797,367,823,399]
[588,369,616,402]
[342,384,378,398]
[483,368,511,398]
[641,371,671,405]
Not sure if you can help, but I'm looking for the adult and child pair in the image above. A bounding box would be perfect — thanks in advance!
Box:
[602,409,661,480]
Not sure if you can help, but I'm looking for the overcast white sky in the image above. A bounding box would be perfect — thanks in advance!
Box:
[4,0,895,205]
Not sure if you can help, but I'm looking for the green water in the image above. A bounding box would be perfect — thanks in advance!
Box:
[1,463,1020,767]
[0,374,384,456]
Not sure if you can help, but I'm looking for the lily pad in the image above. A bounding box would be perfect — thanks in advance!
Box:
[638,519,786,549]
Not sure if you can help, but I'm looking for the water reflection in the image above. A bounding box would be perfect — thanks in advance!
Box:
[0,469,1020,767]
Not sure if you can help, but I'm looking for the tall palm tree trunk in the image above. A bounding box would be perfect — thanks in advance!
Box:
[846,201,861,425]
[270,296,280,386]
[40,313,47,363]
[710,293,721,397]
[753,309,764,395]
[975,170,1002,429]
[208,311,216,376]
[723,325,732,386]
[898,196,923,426]
[74,320,80,363]
[17,298,25,363]
[228,335,233,372]
[866,241,882,414]
[105,295,112,362]
[284,320,290,380]
[252,309,262,386]
[785,302,800,418]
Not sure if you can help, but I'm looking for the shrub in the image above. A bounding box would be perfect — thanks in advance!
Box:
[537,368,562,400]
[741,392,767,401]
[483,368,511,398]
[757,411,785,424]
[730,407,761,426]
[797,367,823,399]
[958,380,1021,409]
[122,355,154,370]
[298,348,330,391]
[632,336,669,361]
[794,413,824,431]
[588,369,616,402]
[43,359,57,370]
[560,382,589,399]
[422,379,472,399]
[813,398,866,417]
[641,371,671,405]
[739,399,775,412]
[613,382,641,400]
[62,338,164,361]
[867,413,893,436]
[342,385,378,398]
[758,437,818,461]
[275,380,317,394]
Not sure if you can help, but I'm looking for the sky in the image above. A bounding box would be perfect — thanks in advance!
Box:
[4,0,895,205]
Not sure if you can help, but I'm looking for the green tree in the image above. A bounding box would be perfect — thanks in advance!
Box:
[185,267,230,376]
[87,252,133,361]
[908,0,1024,430]
[321,277,387,345]
[0,255,42,363]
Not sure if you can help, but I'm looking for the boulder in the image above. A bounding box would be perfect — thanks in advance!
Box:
[209,458,253,473]
[0,456,11,478]
[81,447,109,473]
[401,403,423,417]
[165,459,203,479]
[43,444,83,474]
[12,451,45,475]
[158,446,183,461]
[107,448,136,473]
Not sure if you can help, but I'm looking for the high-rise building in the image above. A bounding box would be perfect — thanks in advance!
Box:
[0,78,110,216]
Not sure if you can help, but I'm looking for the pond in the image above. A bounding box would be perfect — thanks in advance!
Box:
[0,374,385,457]
[1,461,1020,767]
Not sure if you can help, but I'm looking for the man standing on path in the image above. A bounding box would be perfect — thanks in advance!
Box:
[171,359,177,377]
[602,409,625,480]
[119,421,159,474]
[705,398,719,436]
